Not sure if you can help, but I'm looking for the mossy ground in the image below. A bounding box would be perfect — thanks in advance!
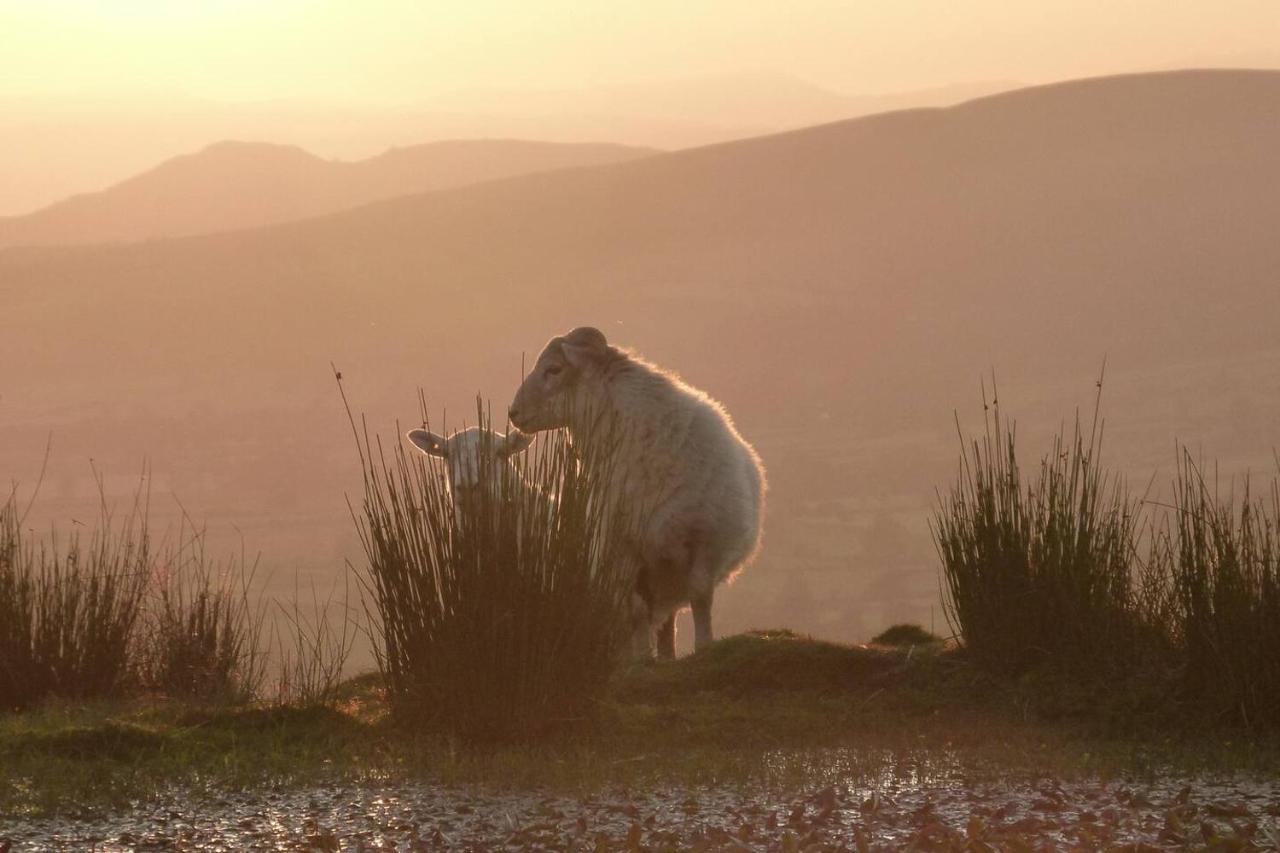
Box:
[3,630,1277,818]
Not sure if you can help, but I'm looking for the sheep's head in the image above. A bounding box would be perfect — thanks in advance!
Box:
[405,426,534,499]
[508,326,609,433]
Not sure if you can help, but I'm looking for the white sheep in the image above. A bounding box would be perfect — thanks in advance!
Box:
[405,427,537,528]
[507,326,766,658]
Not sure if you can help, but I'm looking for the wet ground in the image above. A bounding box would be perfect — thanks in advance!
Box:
[3,764,1279,850]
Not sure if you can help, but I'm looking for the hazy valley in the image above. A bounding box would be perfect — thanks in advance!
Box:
[4,68,1280,652]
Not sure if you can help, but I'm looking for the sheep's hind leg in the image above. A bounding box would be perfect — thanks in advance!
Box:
[691,593,713,651]
[687,542,717,651]
[656,612,676,660]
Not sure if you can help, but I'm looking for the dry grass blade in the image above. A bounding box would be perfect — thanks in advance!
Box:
[272,573,357,706]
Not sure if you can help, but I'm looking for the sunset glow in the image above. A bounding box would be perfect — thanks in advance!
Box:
[3,0,1278,102]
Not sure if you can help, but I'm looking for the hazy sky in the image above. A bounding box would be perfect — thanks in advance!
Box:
[3,0,1278,102]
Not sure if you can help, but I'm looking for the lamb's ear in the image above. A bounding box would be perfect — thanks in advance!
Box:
[497,429,535,458]
[560,326,608,369]
[406,429,448,457]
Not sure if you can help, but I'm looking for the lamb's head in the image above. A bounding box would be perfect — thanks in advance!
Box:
[405,426,534,500]
[508,326,610,433]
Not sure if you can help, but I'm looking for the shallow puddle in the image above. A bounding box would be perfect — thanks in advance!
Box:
[3,754,1279,850]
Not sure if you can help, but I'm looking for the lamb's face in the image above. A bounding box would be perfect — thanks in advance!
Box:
[509,326,607,433]
[405,426,534,500]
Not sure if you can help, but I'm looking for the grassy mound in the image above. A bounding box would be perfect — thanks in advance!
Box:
[871,624,943,647]
[615,630,903,699]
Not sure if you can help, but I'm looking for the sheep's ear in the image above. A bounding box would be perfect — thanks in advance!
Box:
[406,429,448,457]
[561,326,608,369]
[497,429,535,458]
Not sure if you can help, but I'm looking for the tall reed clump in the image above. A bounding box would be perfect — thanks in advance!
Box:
[1161,451,1280,729]
[349,395,638,742]
[933,387,1145,678]
[0,490,149,710]
[137,526,268,702]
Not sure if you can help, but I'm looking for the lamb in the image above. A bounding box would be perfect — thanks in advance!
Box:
[507,326,765,658]
[405,426,537,526]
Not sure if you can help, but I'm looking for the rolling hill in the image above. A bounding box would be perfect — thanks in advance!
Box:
[0,139,656,247]
[4,69,1279,648]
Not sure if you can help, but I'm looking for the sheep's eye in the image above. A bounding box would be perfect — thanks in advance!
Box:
[546,365,563,377]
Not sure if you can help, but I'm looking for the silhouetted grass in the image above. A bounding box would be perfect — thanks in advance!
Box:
[933,385,1145,679]
[1,470,351,712]
[345,391,639,742]
[0,489,151,706]
[934,382,1280,731]
[1159,451,1280,729]
[0,483,149,710]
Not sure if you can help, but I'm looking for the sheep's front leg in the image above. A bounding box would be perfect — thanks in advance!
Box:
[691,593,713,651]
[655,612,676,660]
[629,592,654,660]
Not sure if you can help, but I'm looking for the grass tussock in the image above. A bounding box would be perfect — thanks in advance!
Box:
[2,468,348,714]
[933,384,1144,679]
[348,393,639,742]
[935,381,1280,731]
[1161,451,1280,729]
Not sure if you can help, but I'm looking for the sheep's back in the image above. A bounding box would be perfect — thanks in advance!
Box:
[605,367,765,569]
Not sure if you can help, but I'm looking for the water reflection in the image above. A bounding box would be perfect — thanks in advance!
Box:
[4,755,1278,850]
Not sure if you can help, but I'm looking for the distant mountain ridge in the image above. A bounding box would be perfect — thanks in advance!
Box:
[0,139,657,248]
[0,74,1017,217]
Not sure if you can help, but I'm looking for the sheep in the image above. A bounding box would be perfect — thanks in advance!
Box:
[507,326,766,659]
[405,426,537,528]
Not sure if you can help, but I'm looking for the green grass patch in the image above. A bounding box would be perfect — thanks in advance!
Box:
[5,631,1279,818]
[15,721,167,762]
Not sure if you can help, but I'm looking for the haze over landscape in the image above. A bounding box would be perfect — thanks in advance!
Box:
[4,1,1280,656]
[5,0,1278,215]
